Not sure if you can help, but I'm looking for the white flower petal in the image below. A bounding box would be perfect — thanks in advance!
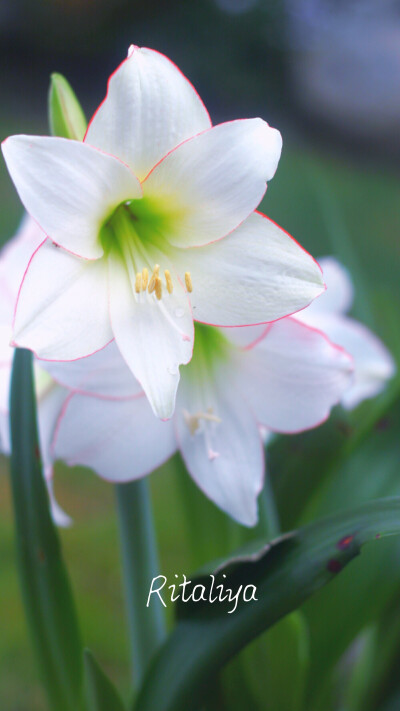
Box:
[52,392,176,481]
[39,341,142,399]
[0,216,45,322]
[296,256,395,408]
[85,46,211,180]
[144,119,282,248]
[0,409,10,454]
[303,313,396,410]
[45,477,73,528]
[2,136,142,259]
[176,368,264,526]
[13,240,113,360]
[36,378,70,470]
[171,212,325,325]
[108,253,194,419]
[258,425,274,446]
[300,256,354,317]
[0,325,13,413]
[0,328,12,452]
[220,324,269,349]
[240,317,353,432]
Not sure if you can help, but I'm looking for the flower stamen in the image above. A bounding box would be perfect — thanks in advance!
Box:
[155,277,162,301]
[136,263,193,301]
[183,408,221,435]
[185,271,193,293]
[135,272,142,293]
[148,264,160,294]
[165,269,173,294]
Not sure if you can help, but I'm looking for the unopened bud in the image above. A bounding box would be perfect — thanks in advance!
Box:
[48,73,87,140]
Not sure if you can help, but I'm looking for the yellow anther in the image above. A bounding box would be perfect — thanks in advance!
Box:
[142,267,149,290]
[148,264,160,294]
[155,277,163,301]
[183,409,221,435]
[165,269,173,294]
[202,411,221,424]
[185,271,193,293]
[184,412,200,436]
[135,272,142,293]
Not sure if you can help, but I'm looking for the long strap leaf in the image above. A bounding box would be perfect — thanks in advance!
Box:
[135,497,400,711]
[84,649,126,711]
[9,348,84,711]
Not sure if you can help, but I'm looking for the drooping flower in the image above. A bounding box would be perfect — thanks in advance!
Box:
[0,219,352,526]
[294,257,396,409]
[2,45,325,419]
[46,319,353,526]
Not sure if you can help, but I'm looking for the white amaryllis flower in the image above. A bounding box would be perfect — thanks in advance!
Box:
[295,257,396,409]
[1,45,325,419]
[46,319,353,526]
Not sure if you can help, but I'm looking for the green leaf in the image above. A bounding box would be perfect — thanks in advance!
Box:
[9,349,84,711]
[293,394,400,708]
[220,611,309,711]
[337,602,400,711]
[382,691,400,711]
[135,498,400,711]
[84,650,126,711]
[48,73,87,140]
[343,626,379,711]
[271,382,400,531]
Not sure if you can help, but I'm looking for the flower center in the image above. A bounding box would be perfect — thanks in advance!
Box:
[182,325,233,444]
[99,198,193,302]
[100,197,175,251]
[187,324,232,376]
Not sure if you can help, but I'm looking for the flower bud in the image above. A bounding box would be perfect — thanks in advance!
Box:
[48,73,87,140]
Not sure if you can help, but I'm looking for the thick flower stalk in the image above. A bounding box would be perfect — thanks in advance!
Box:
[2,45,325,418]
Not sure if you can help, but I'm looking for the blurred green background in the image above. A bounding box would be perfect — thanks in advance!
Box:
[0,1,399,709]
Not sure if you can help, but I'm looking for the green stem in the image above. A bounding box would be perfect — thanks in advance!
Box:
[115,478,166,686]
[258,468,281,539]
